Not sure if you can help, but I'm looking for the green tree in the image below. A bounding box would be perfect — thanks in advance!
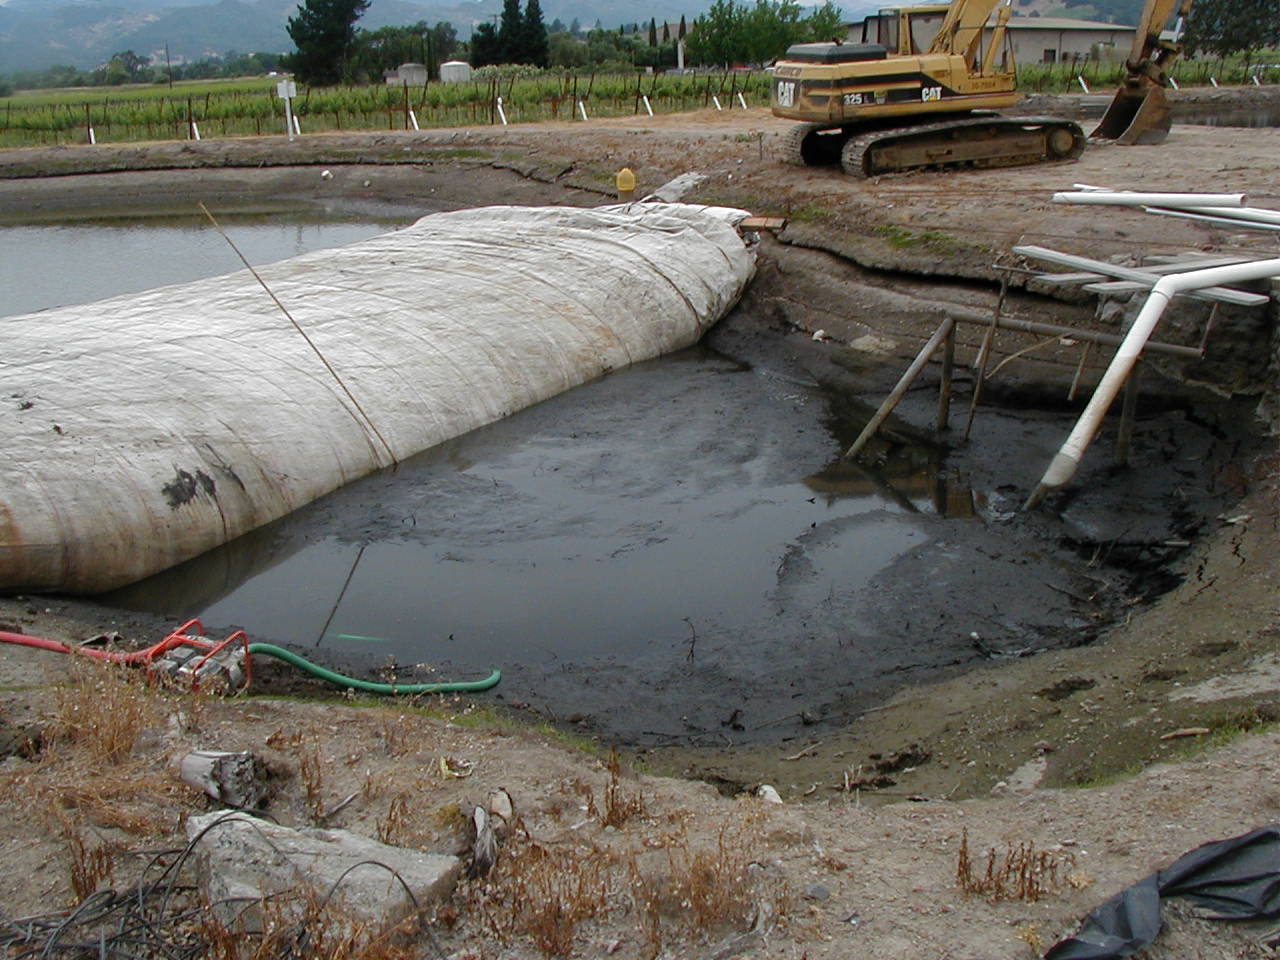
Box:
[1183,0,1280,55]
[470,21,501,66]
[523,0,550,67]
[649,17,658,46]
[286,0,370,84]
[549,30,590,66]
[497,0,524,62]
[104,49,149,85]
[803,1,844,43]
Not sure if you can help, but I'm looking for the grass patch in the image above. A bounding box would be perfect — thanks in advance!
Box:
[874,223,967,255]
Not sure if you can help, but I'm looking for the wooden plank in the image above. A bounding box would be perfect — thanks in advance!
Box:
[738,216,787,231]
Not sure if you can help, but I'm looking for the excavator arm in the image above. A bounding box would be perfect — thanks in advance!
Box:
[1093,0,1193,143]
[928,0,1006,65]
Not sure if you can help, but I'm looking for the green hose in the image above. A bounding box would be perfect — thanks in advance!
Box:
[247,642,501,694]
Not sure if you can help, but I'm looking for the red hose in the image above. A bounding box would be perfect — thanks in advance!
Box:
[0,618,207,664]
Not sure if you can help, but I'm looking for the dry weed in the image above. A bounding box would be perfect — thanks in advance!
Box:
[469,838,616,957]
[601,747,646,828]
[378,712,417,757]
[377,793,411,845]
[1015,921,1046,955]
[56,817,120,901]
[51,659,162,764]
[298,745,326,822]
[956,829,1075,902]
[662,828,759,928]
[197,891,424,960]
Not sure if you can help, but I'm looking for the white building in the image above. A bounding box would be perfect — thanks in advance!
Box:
[384,62,430,86]
[846,11,1141,65]
[439,60,473,83]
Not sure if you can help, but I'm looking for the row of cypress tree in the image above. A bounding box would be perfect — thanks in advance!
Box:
[470,0,550,68]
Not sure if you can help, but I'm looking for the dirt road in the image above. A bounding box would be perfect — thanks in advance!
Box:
[1,89,1279,958]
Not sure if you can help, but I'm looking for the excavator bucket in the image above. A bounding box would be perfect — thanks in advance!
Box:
[1091,83,1172,145]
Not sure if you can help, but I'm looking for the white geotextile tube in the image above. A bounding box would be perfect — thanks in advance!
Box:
[1027,257,1280,507]
[1,203,755,593]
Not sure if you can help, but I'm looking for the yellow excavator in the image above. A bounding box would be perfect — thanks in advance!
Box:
[771,0,1192,177]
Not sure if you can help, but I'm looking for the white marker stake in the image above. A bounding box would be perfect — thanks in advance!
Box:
[1210,76,1219,87]
[578,99,589,121]
[737,92,748,109]
[191,122,201,141]
[712,95,722,111]
[642,94,653,116]
[409,109,419,130]
[277,78,298,142]
[1253,75,1262,86]
[1077,76,1090,93]
[496,97,508,125]
[1169,77,1179,89]
[88,127,96,145]
[293,115,301,136]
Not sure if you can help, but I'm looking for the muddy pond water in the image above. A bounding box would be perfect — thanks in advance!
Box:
[4,208,1240,747]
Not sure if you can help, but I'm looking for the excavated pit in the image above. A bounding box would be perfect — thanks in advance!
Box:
[1,153,1273,794]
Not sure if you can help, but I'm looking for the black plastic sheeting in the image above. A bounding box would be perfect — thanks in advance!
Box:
[1045,824,1280,959]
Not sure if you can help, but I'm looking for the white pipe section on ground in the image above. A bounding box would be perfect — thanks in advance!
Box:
[1145,208,1280,233]
[1026,257,1280,509]
[1164,205,1280,226]
[1052,191,1246,207]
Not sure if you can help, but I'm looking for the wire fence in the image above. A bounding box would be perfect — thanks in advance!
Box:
[3,59,1277,149]
[0,72,772,148]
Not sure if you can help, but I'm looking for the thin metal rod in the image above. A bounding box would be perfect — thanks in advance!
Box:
[1067,340,1094,402]
[1114,361,1141,466]
[198,202,399,467]
[964,276,1007,442]
[936,321,955,433]
[956,311,1202,358]
[844,317,955,461]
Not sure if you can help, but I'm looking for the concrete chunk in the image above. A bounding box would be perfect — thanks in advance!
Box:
[185,812,461,931]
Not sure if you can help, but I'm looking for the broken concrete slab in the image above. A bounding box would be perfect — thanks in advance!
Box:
[185,812,461,932]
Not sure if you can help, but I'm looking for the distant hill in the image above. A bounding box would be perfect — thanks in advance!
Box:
[1008,0,1147,24]
[0,0,1151,76]
[2,0,734,72]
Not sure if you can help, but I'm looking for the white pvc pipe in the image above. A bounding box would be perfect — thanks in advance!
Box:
[1077,76,1089,93]
[495,97,508,125]
[409,109,419,131]
[712,95,723,111]
[737,91,748,109]
[292,115,301,136]
[642,94,653,116]
[1026,257,1280,508]
[1173,205,1280,226]
[1145,208,1280,233]
[191,122,201,141]
[1052,191,1246,207]
[88,127,96,145]
[578,99,588,121]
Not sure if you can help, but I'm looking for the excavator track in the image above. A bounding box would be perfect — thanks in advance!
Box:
[780,122,846,167]
[839,115,1086,178]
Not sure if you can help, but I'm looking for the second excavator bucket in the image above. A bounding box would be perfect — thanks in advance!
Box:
[1091,82,1173,145]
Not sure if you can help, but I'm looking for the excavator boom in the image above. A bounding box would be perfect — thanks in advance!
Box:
[1092,0,1193,144]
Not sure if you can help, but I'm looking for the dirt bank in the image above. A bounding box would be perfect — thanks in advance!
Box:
[2,89,1279,958]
